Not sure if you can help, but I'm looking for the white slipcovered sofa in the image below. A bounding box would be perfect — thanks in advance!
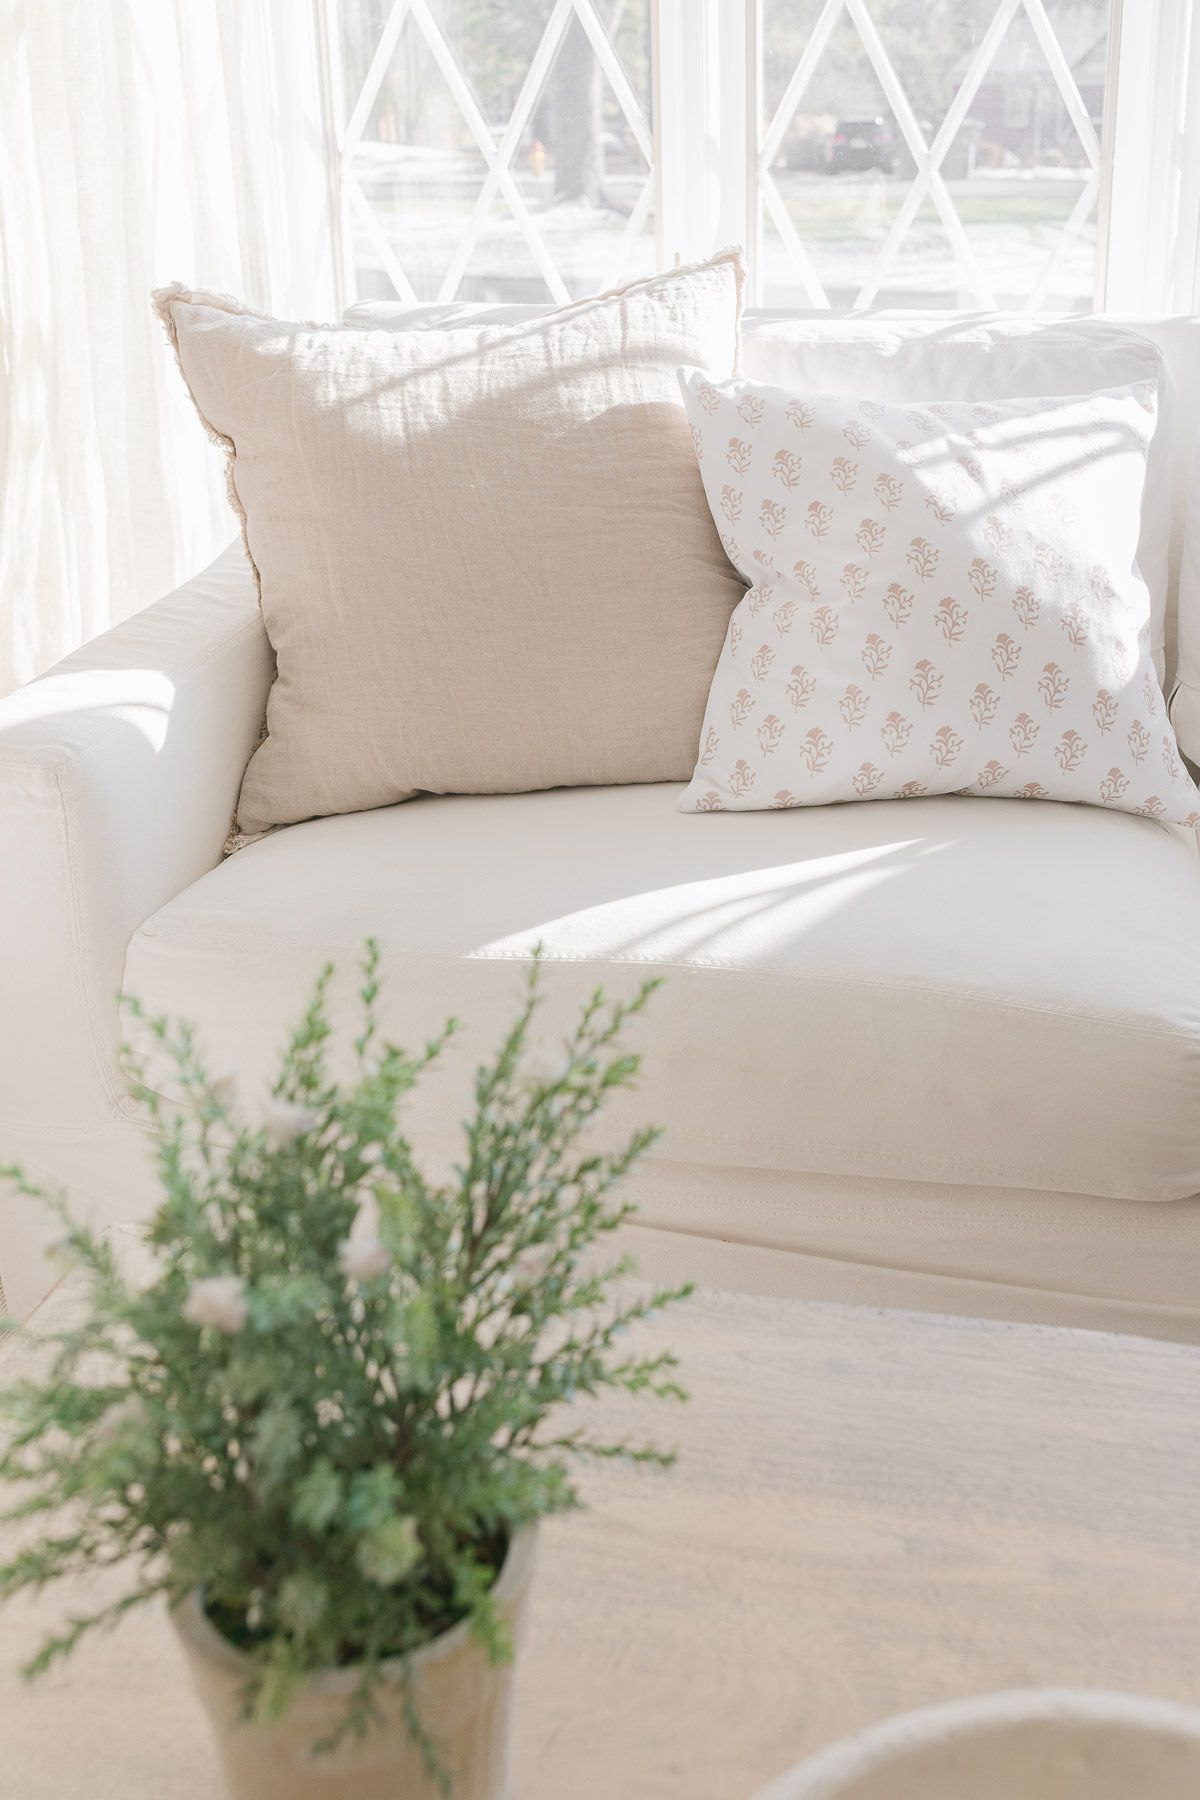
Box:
[4,306,1200,1341]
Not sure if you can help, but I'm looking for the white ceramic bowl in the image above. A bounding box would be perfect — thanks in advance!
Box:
[754,1689,1200,1800]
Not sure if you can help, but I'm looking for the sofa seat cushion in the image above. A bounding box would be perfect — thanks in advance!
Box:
[124,786,1200,1203]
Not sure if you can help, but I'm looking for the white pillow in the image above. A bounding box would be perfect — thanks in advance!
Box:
[679,372,1200,824]
[741,317,1172,677]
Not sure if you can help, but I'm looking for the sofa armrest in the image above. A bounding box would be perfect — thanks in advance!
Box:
[0,544,272,1141]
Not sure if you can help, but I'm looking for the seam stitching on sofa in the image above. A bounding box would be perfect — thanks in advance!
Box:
[127,929,1200,1045]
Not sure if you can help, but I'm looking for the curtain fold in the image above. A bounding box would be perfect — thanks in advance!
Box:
[0,0,327,691]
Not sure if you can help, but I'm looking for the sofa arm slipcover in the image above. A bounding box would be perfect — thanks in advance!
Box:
[0,545,270,1314]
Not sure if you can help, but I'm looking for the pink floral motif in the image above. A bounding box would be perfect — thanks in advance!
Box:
[720,532,740,562]
[728,760,756,798]
[786,400,815,432]
[895,780,928,798]
[924,491,956,525]
[751,549,776,573]
[699,726,719,766]
[696,382,720,415]
[830,456,858,494]
[726,436,752,476]
[967,558,997,602]
[1137,795,1167,820]
[861,633,893,679]
[1009,713,1039,758]
[844,422,871,451]
[759,499,787,539]
[757,714,785,755]
[786,665,817,710]
[1143,670,1159,717]
[737,393,765,428]
[800,728,833,774]
[969,683,1000,729]
[750,643,775,683]
[746,582,771,616]
[957,454,983,482]
[881,711,913,756]
[773,447,803,489]
[975,760,1008,791]
[1037,662,1069,712]
[774,599,797,636]
[730,689,755,728]
[1088,564,1115,601]
[840,562,869,602]
[1014,781,1049,799]
[929,725,963,769]
[883,582,913,628]
[857,518,886,556]
[810,606,839,647]
[1012,585,1040,630]
[1163,733,1183,780]
[910,659,943,710]
[839,684,869,729]
[874,473,904,512]
[729,621,741,657]
[690,424,703,460]
[1033,540,1065,583]
[906,537,939,580]
[1055,729,1087,773]
[792,559,820,599]
[1112,641,1136,682]
[1092,689,1117,734]
[720,485,742,526]
[982,514,1011,552]
[1128,718,1150,763]
[852,762,883,797]
[770,789,799,809]
[991,633,1021,680]
[935,596,968,643]
[1060,603,1089,648]
[805,500,833,538]
[1099,767,1129,803]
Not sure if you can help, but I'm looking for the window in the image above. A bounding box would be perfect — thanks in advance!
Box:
[327,1,655,306]
[754,1,1109,311]
[318,0,1200,317]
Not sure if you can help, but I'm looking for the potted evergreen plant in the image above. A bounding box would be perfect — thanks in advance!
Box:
[0,947,688,1798]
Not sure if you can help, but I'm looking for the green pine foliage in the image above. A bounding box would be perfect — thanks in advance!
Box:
[0,945,689,1787]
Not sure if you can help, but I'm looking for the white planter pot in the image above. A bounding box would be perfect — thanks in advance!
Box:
[755,1689,1200,1800]
[172,1526,537,1800]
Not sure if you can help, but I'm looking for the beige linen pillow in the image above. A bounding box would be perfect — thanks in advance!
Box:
[155,253,745,834]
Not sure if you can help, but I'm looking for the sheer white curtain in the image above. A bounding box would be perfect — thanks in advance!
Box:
[0,0,334,691]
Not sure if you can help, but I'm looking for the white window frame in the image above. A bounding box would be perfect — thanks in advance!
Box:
[305,0,1200,319]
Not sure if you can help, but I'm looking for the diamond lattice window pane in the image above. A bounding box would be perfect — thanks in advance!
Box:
[336,0,655,307]
[760,0,1111,311]
[347,16,491,303]
[763,10,915,307]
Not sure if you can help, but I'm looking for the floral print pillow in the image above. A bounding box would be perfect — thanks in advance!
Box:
[679,370,1200,824]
